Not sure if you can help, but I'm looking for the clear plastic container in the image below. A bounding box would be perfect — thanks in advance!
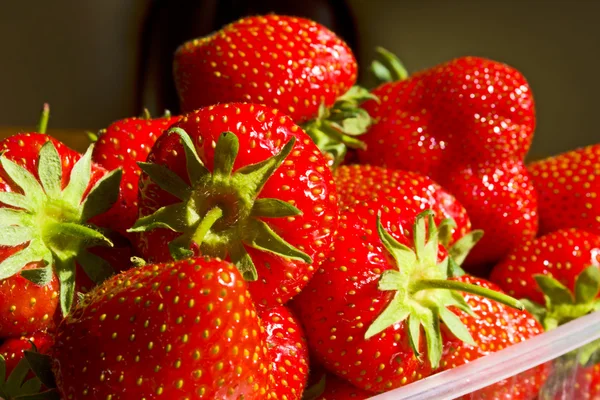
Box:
[369,310,600,399]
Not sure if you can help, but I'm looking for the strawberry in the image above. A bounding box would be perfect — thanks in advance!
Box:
[439,275,549,399]
[130,103,339,308]
[0,106,123,333]
[0,265,58,337]
[0,331,53,378]
[0,348,49,399]
[91,112,179,237]
[333,164,473,246]
[261,305,309,400]
[490,229,600,307]
[174,15,374,166]
[357,49,538,269]
[442,159,538,271]
[293,200,522,393]
[51,256,273,399]
[528,144,600,237]
[302,374,371,400]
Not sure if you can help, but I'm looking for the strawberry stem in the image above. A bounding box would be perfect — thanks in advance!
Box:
[412,279,524,310]
[37,103,50,134]
[192,207,224,245]
[371,47,409,83]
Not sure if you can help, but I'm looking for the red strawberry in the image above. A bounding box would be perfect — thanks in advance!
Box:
[357,50,538,269]
[333,164,473,246]
[565,363,600,399]
[442,159,538,271]
[0,330,53,378]
[293,200,522,393]
[302,374,371,400]
[52,256,273,399]
[174,15,356,122]
[174,15,374,166]
[130,103,339,308]
[528,144,600,237]
[439,275,549,400]
[0,265,58,337]
[91,112,179,237]
[0,105,123,333]
[261,306,309,400]
[490,229,600,306]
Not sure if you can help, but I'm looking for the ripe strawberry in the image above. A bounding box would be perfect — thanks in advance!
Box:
[52,256,273,399]
[0,262,59,338]
[562,363,600,399]
[442,159,538,271]
[490,229,600,306]
[261,306,309,400]
[302,374,371,400]
[357,50,538,269]
[293,200,522,393]
[0,106,123,333]
[174,15,374,165]
[439,275,549,399]
[0,331,53,378]
[130,103,339,308]
[333,164,473,246]
[91,112,179,237]
[174,15,356,122]
[528,144,600,237]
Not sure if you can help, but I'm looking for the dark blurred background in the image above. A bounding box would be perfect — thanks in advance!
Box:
[1,0,599,159]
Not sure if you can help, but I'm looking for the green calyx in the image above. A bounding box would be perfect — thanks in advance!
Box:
[301,86,378,167]
[371,46,410,84]
[301,374,326,400]
[0,343,59,400]
[0,140,122,316]
[129,128,312,281]
[529,267,600,396]
[365,210,523,369]
[522,266,600,332]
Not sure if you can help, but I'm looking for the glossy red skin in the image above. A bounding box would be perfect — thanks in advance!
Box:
[0,257,59,338]
[441,276,548,400]
[293,199,455,393]
[0,330,53,377]
[528,144,600,237]
[490,229,600,304]
[53,257,273,399]
[0,133,81,190]
[315,374,371,400]
[334,165,472,245]
[174,15,357,123]
[261,306,309,400]
[91,115,179,237]
[137,103,339,308]
[359,57,535,171]
[442,159,538,273]
[357,57,537,269]
[0,133,106,336]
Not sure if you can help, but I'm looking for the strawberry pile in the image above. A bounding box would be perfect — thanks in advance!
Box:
[1,13,599,400]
